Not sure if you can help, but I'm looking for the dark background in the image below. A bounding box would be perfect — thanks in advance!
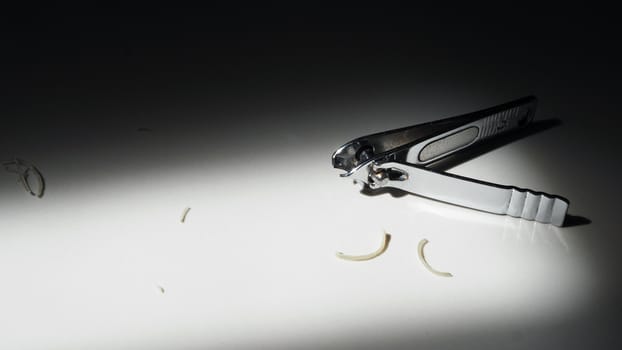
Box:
[1,2,621,349]
[2,3,620,174]
[2,3,620,133]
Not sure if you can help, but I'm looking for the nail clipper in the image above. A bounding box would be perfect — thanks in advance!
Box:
[331,96,569,226]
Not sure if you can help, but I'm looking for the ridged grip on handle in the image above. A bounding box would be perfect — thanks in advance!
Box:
[477,104,531,139]
[506,188,568,225]
[375,161,569,226]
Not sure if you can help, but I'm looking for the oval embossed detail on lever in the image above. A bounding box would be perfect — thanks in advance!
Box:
[418,127,479,162]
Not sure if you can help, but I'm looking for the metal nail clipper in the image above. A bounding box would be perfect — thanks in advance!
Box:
[331,96,569,226]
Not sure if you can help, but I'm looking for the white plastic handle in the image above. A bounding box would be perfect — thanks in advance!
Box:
[377,162,568,226]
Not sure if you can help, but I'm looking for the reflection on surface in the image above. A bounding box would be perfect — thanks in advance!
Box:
[0,94,604,349]
[0,146,599,349]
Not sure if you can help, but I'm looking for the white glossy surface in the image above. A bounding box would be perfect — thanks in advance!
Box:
[0,115,608,348]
